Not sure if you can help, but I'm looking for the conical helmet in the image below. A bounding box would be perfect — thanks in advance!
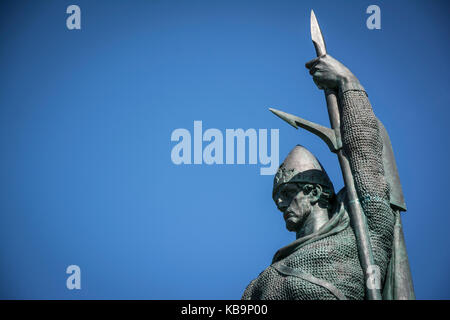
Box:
[273,145,334,200]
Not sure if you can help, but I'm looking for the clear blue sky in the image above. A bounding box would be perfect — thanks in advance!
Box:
[0,0,449,299]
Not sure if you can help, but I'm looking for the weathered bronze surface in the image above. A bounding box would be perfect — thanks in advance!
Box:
[242,11,414,300]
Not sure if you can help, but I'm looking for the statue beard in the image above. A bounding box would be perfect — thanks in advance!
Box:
[284,197,312,232]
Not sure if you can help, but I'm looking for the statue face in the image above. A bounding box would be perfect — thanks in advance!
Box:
[275,183,313,232]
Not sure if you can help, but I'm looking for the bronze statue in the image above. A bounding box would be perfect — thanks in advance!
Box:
[242,11,414,300]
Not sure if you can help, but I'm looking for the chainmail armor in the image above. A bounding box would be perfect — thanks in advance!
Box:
[340,89,395,290]
[242,89,395,300]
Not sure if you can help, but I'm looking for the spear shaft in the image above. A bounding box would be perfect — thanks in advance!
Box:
[310,10,381,300]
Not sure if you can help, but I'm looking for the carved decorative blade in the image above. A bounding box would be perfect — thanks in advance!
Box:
[269,108,340,152]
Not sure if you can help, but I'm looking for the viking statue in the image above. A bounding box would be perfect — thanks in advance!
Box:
[242,12,414,300]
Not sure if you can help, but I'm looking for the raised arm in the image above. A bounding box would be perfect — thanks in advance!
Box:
[305,54,395,284]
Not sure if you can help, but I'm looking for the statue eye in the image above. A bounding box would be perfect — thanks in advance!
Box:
[284,189,295,199]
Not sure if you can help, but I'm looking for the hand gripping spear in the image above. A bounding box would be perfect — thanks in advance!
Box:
[269,10,382,300]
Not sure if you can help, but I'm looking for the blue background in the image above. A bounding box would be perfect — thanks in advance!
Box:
[0,0,449,299]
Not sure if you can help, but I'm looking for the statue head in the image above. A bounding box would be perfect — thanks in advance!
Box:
[273,145,335,232]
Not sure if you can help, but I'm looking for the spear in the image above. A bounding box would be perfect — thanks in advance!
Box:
[270,10,382,300]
